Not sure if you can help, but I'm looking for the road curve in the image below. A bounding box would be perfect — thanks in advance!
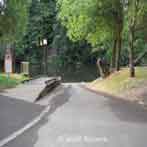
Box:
[3,83,147,147]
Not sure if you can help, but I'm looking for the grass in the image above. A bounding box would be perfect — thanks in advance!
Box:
[0,73,29,90]
[88,67,147,101]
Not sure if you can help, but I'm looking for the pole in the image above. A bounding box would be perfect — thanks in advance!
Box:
[43,45,48,75]
[43,46,46,75]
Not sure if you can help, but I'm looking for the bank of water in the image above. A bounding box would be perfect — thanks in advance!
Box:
[30,64,98,82]
[0,62,98,82]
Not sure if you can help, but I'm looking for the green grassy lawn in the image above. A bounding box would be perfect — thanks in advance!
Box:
[88,67,147,101]
[0,73,29,90]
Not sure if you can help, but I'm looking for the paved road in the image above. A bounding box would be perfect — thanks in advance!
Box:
[3,84,147,147]
[1,77,52,103]
[0,95,44,141]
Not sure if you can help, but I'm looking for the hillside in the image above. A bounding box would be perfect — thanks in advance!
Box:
[87,67,147,104]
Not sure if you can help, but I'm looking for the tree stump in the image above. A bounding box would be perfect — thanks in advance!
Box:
[97,58,110,78]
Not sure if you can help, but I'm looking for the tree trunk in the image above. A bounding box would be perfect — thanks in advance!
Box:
[12,43,16,73]
[129,28,135,77]
[43,46,48,75]
[115,24,122,71]
[97,58,106,78]
[110,37,117,72]
[97,58,109,78]
[128,0,140,77]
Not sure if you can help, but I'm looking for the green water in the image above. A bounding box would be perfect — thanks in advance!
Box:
[0,62,98,82]
[30,64,98,82]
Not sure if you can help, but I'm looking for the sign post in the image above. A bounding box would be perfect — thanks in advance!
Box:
[4,49,13,78]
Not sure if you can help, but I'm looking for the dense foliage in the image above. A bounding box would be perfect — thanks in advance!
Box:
[0,0,147,79]
[58,0,147,77]
[16,0,96,67]
[0,0,31,66]
[0,0,31,42]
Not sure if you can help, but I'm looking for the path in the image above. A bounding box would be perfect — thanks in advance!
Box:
[3,83,147,147]
[1,77,52,103]
[0,95,44,141]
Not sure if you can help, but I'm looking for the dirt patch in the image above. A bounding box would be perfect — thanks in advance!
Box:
[122,83,147,104]
[88,67,147,105]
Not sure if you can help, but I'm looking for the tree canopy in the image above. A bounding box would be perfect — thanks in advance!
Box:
[1,0,147,79]
[0,0,31,42]
[57,0,122,46]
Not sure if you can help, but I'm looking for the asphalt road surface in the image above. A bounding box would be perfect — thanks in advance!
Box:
[3,84,147,147]
[0,95,44,141]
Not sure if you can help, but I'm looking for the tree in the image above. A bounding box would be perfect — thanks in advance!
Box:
[52,22,92,66]
[0,0,31,42]
[17,0,56,74]
[0,0,31,72]
[127,0,147,77]
[111,0,124,71]
[20,0,55,48]
[57,0,124,73]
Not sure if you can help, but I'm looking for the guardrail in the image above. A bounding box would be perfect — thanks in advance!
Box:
[35,77,61,101]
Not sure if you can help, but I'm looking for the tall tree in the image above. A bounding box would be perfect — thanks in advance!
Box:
[127,0,147,77]
[57,0,124,72]
[113,0,124,71]
[0,0,31,72]
[21,0,55,48]
[0,0,31,42]
[19,0,56,68]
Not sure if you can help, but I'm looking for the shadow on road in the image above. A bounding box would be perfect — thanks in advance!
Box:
[49,85,72,114]
[108,97,147,123]
[3,86,72,147]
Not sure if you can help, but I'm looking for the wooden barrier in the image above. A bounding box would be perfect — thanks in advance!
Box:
[35,77,61,101]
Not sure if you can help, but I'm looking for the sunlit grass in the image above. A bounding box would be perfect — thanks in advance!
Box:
[88,67,147,95]
[0,73,29,90]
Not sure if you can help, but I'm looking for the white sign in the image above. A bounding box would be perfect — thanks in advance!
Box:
[5,50,12,73]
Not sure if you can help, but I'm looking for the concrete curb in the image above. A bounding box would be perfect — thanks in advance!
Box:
[80,83,146,107]
[22,75,42,84]
[80,83,125,100]
[0,105,51,147]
